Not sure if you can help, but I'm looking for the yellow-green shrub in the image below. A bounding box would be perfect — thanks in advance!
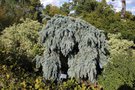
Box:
[107,33,134,56]
[0,18,43,72]
[1,18,42,57]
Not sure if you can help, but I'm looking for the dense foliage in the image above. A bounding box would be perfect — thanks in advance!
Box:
[43,4,67,17]
[0,19,42,75]
[0,0,135,89]
[0,0,42,31]
[60,0,135,42]
[99,53,135,90]
[98,34,135,90]
[0,64,101,90]
[35,15,108,83]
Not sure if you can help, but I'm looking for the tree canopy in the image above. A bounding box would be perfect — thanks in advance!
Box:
[0,0,42,31]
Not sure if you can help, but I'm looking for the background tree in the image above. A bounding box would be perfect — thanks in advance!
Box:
[0,0,42,31]
[112,0,126,18]
[121,0,126,18]
[43,4,66,17]
[60,0,135,42]
[60,2,70,15]
[74,0,98,14]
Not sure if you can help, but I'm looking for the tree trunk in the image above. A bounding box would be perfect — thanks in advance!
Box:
[121,0,126,18]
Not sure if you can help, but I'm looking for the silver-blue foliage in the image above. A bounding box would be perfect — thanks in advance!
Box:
[36,15,108,83]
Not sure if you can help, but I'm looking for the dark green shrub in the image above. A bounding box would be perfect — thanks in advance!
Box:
[98,34,135,90]
[98,53,135,90]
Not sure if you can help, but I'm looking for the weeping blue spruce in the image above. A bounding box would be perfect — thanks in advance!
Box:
[35,15,108,83]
